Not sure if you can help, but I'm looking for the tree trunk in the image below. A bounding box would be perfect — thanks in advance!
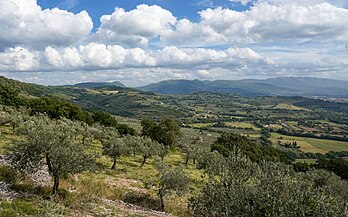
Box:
[45,154,53,174]
[140,156,147,168]
[159,189,165,211]
[185,156,189,167]
[111,157,117,170]
[193,158,196,165]
[52,175,60,196]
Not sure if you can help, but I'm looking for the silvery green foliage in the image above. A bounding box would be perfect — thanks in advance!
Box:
[123,135,142,156]
[75,122,96,145]
[93,125,119,146]
[101,132,130,169]
[0,106,29,134]
[10,115,95,195]
[181,136,210,167]
[196,150,226,177]
[190,154,348,217]
[155,162,189,211]
[125,136,164,167]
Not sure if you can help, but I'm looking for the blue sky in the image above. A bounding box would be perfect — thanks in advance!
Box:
[37,0,251,30]
[0,0,347,86]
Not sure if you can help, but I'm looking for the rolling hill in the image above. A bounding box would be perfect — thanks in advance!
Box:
[138,77,348,97]
[73,81,126,88]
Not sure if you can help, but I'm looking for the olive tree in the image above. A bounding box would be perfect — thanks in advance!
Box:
[76,122,95,145]
[190,153,348,217]
[9,111,24,134]
[123,135,142,157]
[136,136,162,167]
[93,125,119,146]
[182,137,210,167]
[102,137,130,170]
[156,162,189,211]
[9,116,95,196]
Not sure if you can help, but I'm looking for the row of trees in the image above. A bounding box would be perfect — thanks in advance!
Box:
[2,110,187,210]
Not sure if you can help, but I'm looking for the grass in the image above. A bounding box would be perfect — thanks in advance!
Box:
[271,133,348,153]
[308,138,348,152]
[114,115,142,133]
[224,122,260,130]
[0,200,39,217]
[295,159,317,164]
[59,148,202,216]
[266,124,283,130]
[188,123,213,128]
[273,103,310,111]
[314,119,342,127]
[243,134,261,138]
[0,126,22,154]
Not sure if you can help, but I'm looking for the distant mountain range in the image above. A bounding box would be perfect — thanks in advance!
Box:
[74,81,126,88]
[138,77,348,97]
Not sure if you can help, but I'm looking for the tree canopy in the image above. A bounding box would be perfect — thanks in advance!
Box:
[141,117,182,147]
[9,116,95,196]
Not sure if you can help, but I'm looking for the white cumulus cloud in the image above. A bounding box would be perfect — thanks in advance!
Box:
[0,47,39,71]
[93,4,176,47]
[162,2,348,46]
[0,43,271,72]
[0,0,93,50]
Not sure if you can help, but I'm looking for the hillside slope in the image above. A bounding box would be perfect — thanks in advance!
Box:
[73,81,126,88]
[138,77,348,97]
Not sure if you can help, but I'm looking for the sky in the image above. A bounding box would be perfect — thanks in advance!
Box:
[0,0,348,86]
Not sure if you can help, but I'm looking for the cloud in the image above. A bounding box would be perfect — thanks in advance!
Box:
[0,1,348,85]
[162,2,348,46]
[0,0,93,50]
[0,43,271,73]
[93,4,176,47]
[155,46,272,68]
[0,47,39,71]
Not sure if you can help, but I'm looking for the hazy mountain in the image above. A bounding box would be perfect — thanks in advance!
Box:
[138,77,348,97]
[74,81,126,88]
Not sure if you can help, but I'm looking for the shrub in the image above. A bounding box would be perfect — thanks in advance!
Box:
[190,154,348,217]
[0,165,17,184]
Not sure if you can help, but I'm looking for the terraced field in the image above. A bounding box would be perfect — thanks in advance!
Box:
[271,133,348,153]
[224,122,260,130]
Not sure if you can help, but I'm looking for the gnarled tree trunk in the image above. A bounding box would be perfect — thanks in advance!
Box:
[111,157,117,170]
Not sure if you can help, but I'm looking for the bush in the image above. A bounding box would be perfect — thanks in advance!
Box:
[0,165,17,184]
[190,154,348,217]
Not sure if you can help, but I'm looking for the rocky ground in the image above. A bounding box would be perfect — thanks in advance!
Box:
[72,198,173,217]
[0,155,18,200]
